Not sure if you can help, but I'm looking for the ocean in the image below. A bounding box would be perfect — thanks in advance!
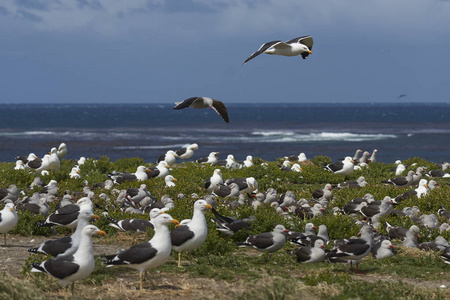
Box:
[0,103,449,164]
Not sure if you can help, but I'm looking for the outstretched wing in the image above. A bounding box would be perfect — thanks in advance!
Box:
[211,100,230,123]
[173,97,201,109]
[243,40,281,64]
[286,36,313,59]
[285,36,313,50]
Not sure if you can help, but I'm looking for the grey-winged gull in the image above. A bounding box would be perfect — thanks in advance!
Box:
[238,224,288,253]
[371,239,395,259]
[326,226,373,273]
[290,239,326,263]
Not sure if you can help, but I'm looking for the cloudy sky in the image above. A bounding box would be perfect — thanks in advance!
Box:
[1,0,449,104]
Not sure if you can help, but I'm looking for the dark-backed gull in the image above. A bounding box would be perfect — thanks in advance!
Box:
[243,36,313,64]
[173,97,229,123]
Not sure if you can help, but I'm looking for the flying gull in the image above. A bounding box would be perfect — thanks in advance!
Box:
[173,97,229,123]
[243,35,313,64]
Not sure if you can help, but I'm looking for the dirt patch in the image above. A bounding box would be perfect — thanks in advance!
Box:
[1,234,449,299]
[354,273,449,289]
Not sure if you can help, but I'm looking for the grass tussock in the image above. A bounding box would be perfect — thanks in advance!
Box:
[0,273,45,300]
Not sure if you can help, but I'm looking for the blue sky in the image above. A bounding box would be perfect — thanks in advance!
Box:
[1,0,449,104]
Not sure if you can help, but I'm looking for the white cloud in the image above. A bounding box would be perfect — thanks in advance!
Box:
[0,0,449,43]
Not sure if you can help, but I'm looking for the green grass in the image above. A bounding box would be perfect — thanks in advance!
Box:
[1,155,449,299]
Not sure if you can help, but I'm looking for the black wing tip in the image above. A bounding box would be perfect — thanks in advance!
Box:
[31,263,45,272]
[107,216,119,223]
[35,221,53,227]
[104,259,123,266]
[243,58,252,65]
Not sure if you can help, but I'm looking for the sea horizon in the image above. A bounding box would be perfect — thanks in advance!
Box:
[1,101,449,105]
[0,102,448,165]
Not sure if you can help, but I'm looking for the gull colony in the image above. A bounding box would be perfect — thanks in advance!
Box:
[2,141,450,293]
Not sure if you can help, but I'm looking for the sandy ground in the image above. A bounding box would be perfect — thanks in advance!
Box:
[1,234,449,299]
[0,234,255,299]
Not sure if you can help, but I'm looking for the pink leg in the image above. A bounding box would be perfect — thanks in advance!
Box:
[356,261,363,274]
